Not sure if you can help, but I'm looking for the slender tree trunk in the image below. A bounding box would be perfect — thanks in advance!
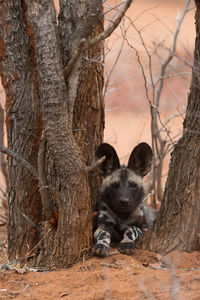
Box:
[0,0,104,269]
[139,1,200,253]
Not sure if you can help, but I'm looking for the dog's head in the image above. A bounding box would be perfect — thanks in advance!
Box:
[96,143,152,217]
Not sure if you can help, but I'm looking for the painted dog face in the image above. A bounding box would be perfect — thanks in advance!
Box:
[96,142,153,218]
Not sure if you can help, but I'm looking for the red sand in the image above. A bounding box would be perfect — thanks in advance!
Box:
[0,225,200,300]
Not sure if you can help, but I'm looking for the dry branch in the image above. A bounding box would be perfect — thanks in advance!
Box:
[123,0,192,206]
[103,21,126,98]
[0,145,38,178]
[21,212,40,231]
[85,156,106,172]
[0,139,56,223]
[64,0,133,79]
[155,0,192,107]
[0,184,7,199]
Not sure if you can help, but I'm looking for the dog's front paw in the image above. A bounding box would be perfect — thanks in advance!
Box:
[118,240,135,255]
[93,230,111,257]
[92,242,110,257]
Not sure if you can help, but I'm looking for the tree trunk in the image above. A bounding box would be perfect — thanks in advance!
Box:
[0,0,42,259]
[139,1,200,253]
[0,0,104,269]
[58,0,104,209]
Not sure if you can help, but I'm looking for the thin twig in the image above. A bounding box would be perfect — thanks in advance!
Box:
[103,21,126,98]
[85,156,106,172]
[175,53,195,69]
[127,17,156,100]
[0,145,38,178]
[124,35,151,103]
[154,72,192,85]
[157,111,185,135]
[155,0,192,107]
[24,228,52,261]
[126,0,192,205]
[0,184,7,198]
[103,1,127,16]
[21,212,40,232]
[133,3,160,23]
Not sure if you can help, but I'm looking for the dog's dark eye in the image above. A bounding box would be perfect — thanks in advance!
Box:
[129,181,137,189]
[111,182,119,189]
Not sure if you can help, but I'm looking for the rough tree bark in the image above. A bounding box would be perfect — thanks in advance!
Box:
[58,0,104,208]
[0,0,43,260]
[0,0,133,269]
[0,0,104,269]
[139,1,200,253]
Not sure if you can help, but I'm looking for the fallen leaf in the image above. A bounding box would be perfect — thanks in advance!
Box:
[60,292,69,297]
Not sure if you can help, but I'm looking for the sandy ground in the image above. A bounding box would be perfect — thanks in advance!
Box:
[1,226,200,300]
[0,1,198,299]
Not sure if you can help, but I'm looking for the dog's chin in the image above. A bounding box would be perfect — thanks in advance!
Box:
[113,204,134,217]
[119,205,131,215]
[119,204,138,215]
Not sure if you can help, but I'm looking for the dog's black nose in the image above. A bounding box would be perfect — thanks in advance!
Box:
[120,198,130,208]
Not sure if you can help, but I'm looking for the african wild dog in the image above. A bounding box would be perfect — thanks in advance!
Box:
[92,142,157,256]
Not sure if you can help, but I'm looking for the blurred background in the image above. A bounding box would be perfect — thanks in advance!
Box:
[104,0,194,158]
[0,0,195,213]
[103,0,195,201]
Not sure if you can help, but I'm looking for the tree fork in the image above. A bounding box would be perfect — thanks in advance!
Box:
[0,0,134,269]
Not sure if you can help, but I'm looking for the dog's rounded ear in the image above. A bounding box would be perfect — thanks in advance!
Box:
[95,143,120,177]
[127,143,152,177]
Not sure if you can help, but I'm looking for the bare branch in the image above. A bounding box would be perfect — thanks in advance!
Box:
[125,39,151,104]
[85,156,106,172]
[0,184,7,198]
[64,0,133,79]
[151,14,174,35]
[175,53,195,69]
[128,0,192,206]
[0,145,38,178]
[25,228,52,259]
[133,3,160,23]
[103,22,126,98]
[81,55,104,68]
[157,111,185,135]
[127,17,155,100]
[103,1,127,16]
[21,212,40,232]
[155,72,192,85]
[155,0,192,107]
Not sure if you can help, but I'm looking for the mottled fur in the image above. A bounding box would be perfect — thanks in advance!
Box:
[92,142,157,256]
